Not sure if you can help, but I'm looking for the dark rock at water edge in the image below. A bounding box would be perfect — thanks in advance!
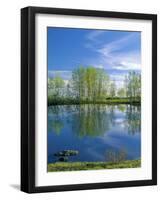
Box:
[54,150,79,157]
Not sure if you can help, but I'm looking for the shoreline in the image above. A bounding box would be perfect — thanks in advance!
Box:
[48,98,141,106]
[48,159,141,172]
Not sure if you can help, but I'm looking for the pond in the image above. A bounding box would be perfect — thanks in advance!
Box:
[48,104,141,163]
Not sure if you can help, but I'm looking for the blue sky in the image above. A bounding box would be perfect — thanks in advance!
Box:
[48,27,141,87]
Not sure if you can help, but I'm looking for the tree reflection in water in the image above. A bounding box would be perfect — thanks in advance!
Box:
[71,105,115,137]
[125,105,141,135]
[105,147,127,162]
[48,104,141,137]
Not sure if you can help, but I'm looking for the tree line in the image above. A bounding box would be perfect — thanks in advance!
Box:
[48,66,141,103]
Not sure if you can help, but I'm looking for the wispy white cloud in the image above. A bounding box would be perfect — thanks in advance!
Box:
[86,30,106,42]
[97,33,136,56]
[48,32,141,89]
[113,62,141,71]
[85,32,141,72]
[85,30,106,50]
[95,65,104,69]
[101,50,141,71]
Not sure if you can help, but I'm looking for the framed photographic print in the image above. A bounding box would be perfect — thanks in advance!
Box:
[21,6,157,193]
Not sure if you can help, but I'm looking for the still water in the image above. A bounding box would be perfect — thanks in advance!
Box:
[48,104,141,163]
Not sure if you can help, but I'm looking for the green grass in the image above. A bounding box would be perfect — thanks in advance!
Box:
[48,159,141,172]
[48,97,141,106]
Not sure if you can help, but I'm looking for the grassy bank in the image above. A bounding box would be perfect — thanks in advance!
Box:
[48,97,141,106]
[48,159,141,172]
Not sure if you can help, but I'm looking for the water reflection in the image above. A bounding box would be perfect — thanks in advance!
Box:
[125,105,141,135]
[105,147,127,162]
[48,104,141,163]
[71,105,115,137]
[48,104,141,136]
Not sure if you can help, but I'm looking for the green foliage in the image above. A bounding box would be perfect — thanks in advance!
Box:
[72,66,110,101]
[117,88,126,98]
[124,71,141,100]
[47,159,141,172]
[48,66,141,105]
[48,75,65,98]
[109,81,116,97]
[48,97,140,106]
